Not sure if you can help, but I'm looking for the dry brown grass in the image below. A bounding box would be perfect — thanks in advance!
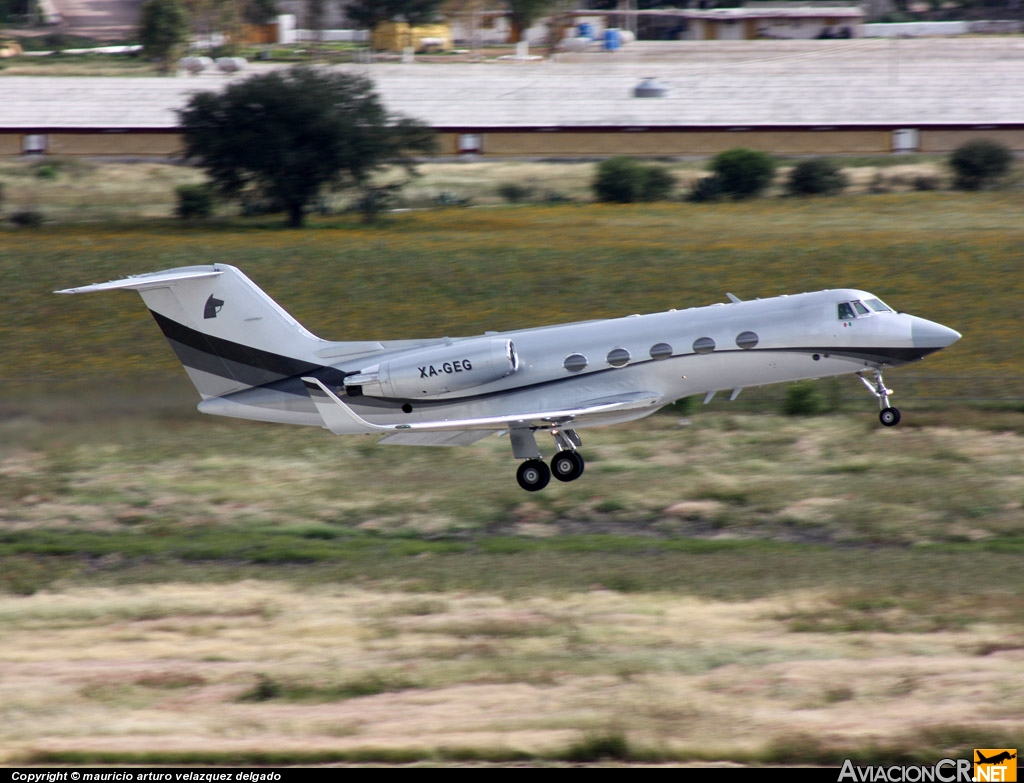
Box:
[1,582,1021,763]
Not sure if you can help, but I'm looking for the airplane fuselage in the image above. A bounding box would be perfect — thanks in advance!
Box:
[57,266,960,490]
[199,288,955,431]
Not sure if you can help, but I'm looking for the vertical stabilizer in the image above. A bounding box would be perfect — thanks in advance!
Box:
[57,264,328,399]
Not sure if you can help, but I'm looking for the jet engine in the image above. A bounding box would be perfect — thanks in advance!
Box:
[344,339,519,398]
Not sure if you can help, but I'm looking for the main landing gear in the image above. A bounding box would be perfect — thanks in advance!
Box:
[513,427,586,492]
[858,369,901,427]
[516,451,586,492]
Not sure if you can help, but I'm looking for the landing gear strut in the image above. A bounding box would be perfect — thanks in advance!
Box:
[858,369,901,427]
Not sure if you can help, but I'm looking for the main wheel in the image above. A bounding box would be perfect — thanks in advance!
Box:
[516,459,551,492]
[879,407,901,427]
[551,451,585,482]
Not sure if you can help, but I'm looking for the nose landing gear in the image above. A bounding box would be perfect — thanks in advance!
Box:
[858,369,901,427]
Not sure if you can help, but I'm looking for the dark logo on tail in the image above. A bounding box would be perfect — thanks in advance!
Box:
[204,295,224,319]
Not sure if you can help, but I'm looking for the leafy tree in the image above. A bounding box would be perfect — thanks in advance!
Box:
[1,0,34,24]
[244,0,277,24]
[589,0,686,8]
[949,139,1012,191]
[177,67,436,227]
[710,148,776,200]
[306,0,326,52]
[504,0,555,42]
[346,0,444,28]
[138,0,190,73]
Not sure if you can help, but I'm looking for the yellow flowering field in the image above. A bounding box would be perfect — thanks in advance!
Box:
[2,193,1020,386]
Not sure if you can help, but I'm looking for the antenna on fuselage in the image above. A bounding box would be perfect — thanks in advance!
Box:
[726,293,742,303]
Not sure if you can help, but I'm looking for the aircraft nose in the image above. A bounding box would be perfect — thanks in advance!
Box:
[911,317,961,350]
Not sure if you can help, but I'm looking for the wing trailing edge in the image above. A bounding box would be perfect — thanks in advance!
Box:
[301,377,661,436]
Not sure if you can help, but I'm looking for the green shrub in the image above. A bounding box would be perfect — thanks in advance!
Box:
[175,183,214,219]
[237,674,281,702]
[913,174,941,191]
[950,139,1012,191]
[637,164,675,201]
[783,381,823,416]
[687,174,724,202]
[354,184,401,222]
[10,208,43,227]
[786,158,848,196]
[710,148,776,199]
[564,731,632,762]
[497,182,535,203]
[592,156,642,202]
[868,172,891,194]
[592,156,676,203]
[434,191,470,207]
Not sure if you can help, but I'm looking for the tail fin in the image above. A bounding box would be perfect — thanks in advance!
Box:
[57,264,329,399]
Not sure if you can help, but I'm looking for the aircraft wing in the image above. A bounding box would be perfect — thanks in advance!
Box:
[301,377,661,436]
[376,431,497,447]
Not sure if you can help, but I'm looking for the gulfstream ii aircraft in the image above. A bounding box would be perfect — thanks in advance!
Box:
[57,265,960,491]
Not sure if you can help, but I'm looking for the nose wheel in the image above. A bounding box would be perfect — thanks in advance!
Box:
[879,407,901,427]
[858,370,901,427]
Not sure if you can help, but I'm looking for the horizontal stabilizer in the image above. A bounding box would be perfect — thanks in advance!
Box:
[302,377,662,436]
[55,267,222,294]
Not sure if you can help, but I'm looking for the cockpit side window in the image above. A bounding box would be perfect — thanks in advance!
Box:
[837,302,856,320]
[853,301,870,316]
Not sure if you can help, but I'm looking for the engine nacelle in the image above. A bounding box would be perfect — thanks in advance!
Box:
[345,339,519,398]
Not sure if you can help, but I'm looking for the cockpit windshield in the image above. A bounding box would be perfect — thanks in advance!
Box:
[837,297,892,320]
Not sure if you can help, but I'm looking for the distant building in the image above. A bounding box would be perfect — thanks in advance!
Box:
[674,7,864,41]
[445,5,864,44]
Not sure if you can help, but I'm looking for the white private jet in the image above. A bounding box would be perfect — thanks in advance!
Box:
[57,265,960,491]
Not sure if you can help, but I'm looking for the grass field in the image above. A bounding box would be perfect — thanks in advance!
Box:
[1,163,1023,764]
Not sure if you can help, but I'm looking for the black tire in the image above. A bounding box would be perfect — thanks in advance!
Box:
[516,459,551,491]
[879,407,901,427]
[551,451,585,482]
